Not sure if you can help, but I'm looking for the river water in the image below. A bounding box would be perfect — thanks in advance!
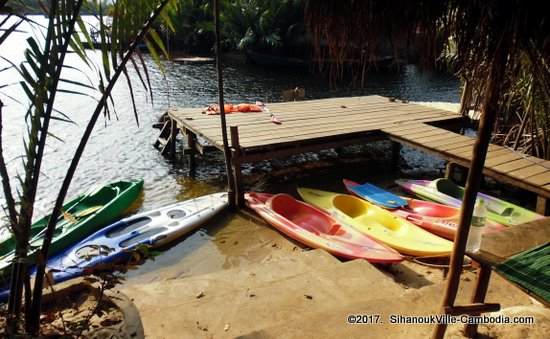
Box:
[1,16,464,283]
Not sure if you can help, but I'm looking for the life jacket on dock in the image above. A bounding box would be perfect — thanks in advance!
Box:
[203,103,263,115]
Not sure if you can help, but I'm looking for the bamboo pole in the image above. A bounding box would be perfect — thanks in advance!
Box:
[213,0,236,209]
[432,39,508,339]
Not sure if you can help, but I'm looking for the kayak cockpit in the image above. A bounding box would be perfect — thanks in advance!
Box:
[269,194,340,235]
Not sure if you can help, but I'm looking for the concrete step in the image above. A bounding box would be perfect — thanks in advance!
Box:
[244,270,535,339]
[121,251,403,338]
[121,248,344,307]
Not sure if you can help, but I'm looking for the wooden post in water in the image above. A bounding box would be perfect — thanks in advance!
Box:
[391,141,401,169]
[445,162,456,180]
[213,0,236,209]
[432,40,508,339]
[169,119,177,159]
[230,126,244,207]
[186,131,196,177]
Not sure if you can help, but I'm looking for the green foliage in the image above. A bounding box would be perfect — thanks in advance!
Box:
[221,0,305,53]
[168,0,215,53]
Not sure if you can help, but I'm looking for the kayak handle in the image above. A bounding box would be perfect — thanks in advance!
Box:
[405,215,424,225]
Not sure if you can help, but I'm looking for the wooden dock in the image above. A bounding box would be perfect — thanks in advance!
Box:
[160,95,550,214]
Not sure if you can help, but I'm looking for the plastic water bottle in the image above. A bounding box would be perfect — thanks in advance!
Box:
[466,199,486,252]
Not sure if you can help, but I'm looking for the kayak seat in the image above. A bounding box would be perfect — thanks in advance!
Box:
[107,217,151,238]
[120,227,168,248]
[270,194,333,234]
[435,178,464,200]
[332,195,367,219]
[498,207,515,217]
[85,186,119,205]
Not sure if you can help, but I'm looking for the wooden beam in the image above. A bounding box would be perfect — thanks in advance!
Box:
[464,263,494,336]
[432,39,508,339]
[230,126,244,208]
[169,118,178,159]
[445,162,456,179]
[444,303,500,316]
[391,141,401,169]
[187,130,197,177]
[536,196,548,215]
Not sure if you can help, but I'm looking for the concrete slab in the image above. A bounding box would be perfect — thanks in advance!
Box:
[124,251,402,338]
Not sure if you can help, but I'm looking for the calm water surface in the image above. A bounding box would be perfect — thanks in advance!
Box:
[1,16,463,282]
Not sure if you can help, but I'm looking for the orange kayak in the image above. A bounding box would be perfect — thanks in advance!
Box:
[245,192,403,263]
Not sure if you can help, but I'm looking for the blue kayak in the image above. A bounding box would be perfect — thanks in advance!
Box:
[343,179,407,209]
[0,192,227,302]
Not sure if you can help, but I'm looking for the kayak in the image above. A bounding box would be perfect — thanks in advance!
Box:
[344,179,505,240]
[395,178,543,226]
[342,179,407,209]
[395,198,505,240]
[0,192,228,302]
[0,194,85,258]
[0,180,144,277]
[245,192,402,263]
[297,188,453,256]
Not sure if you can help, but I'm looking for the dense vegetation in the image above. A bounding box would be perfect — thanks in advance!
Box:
[166,0,307,56]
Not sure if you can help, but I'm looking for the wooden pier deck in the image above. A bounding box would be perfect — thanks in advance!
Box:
[162,95,550,213]
[384,123,550,213]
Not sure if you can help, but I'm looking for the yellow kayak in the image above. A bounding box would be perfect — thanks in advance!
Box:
[297,188,453,256]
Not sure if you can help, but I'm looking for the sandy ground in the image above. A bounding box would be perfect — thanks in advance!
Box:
[120,210,547,339]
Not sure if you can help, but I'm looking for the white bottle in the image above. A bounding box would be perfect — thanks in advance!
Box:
[466,199,487,252]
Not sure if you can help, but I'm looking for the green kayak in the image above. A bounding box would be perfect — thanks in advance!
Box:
[0,194,85,258]
[396,178,543,226]
[0,179,143,276]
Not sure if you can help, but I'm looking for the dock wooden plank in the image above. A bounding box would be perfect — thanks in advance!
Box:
[507,164,548,180]
[440,139,476,152]
[189,108,448,135]
[427,136,473,149]
[525,172,550,186]
[194,111,449,144]
[413,133,465,145]
[175,105,451,131]
[240,114,451,148]
[492,158,543,174]
[167,94,550,202]
[484,151,524,167]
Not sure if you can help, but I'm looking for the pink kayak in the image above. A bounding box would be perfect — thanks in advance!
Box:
[245,192,403,263]
[343,180,505,240]
[394,198,505,240]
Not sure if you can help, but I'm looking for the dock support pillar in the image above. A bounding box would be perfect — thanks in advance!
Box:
[445,162,456,180]
[391,141,401,169]
[168,119,178,159]
[536,196,549,215]
[230,126,245,208]
[186,130,197,177]
[464,263,493,337]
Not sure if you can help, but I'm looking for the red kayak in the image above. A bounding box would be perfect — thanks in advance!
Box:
[245,192,403,263]
[344,180,505,240]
